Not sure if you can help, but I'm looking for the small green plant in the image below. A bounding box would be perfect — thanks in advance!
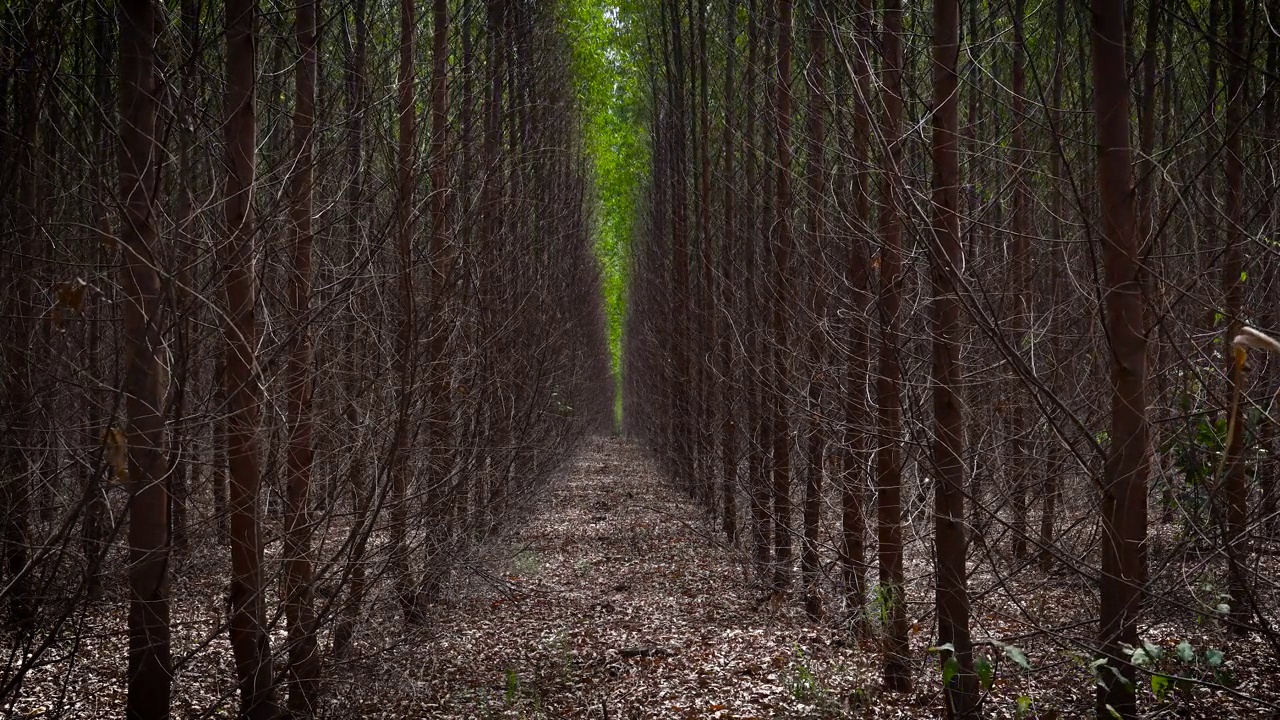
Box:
[786,645,826,704]
[865,583,897,630]
[1124,638,1232,702]
[504,668,520,706]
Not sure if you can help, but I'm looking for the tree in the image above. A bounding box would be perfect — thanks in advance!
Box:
[875,0,911,694]
[1091,0,1149,715]
[771,0,795,594]
[282,0,321,713]
[389,0,418,620]
[929,0,977,713]
[222,0,279,714]
[800,0,830,621]
[119,0,171,715]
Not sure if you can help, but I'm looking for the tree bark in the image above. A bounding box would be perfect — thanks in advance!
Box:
[930,0,978,713]
[876,0,911,693]
[222,0,279,715]
[283,0,321,713]
[1091,0,1149,714]
[770,0,794,594]
[800,0,829,621]
[120,1,173,715]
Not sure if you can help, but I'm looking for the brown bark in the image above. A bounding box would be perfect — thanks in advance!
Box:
[770,0,794,594]
[719,0,739,545]
[694,0,714,513]
[168,0,200,553]
[930,0,977,713]
[420,0,454,602]
[329,0,370,661]
[82,0,113,602]
[1008,0,1030,563]
[876,0,911,693]
[1040,0,1067,574]
[119,0,172,715]
[840,0,874,630]
[4,9,38,628]
[744,0,770,576]
[389,0,418,621]
[222,0,279,715]
[283,0,320,713]
[670,0,692,491]
[800,0,828,621]
[1220,0,1248,632]
[1091,0,1149,714]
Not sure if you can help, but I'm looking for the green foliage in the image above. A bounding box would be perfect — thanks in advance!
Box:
[504,668,521,706]
[1118,638,1234,705]
[975,656,993,690]
[867,583,897,629]
[565,0,648,417]
[787,645,821,701]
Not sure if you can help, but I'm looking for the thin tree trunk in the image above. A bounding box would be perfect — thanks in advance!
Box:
[389,0,419,621]
[770,0,794,594]
[1091,0,1149,714]
[1039,0,1067,573]
[1008,0,1030,563]
[283,0,320,713]
[222,0,279,715]
[1220,0,1249,633]
[931,0,977,713]
[120,1,172,715]
[4,9,39,628]
[329,0,369,661]
[719,0,739,545]
[800,0,829,621]
[419,0,454,604]
[744,0,770,576]
[875,0,911,693]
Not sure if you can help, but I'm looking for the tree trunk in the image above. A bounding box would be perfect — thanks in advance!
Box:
[930,0,978,713]
[1091,0,1149,714]
[389,0,419,621]
[1220,0,1249,633]
[744,0,770,577]
[770,0,794,594]
[800,0,828,621]
[329,0,369,662]
[719,0,739,545]
[419,0,454,604]
[120,1,173,715]
[283,0,320,713]
[1008,0,1030,564]
[222,0,279,715]
[875,0,911,693]
[4,9,39,629]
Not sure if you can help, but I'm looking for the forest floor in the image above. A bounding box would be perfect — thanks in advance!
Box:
[8,436,1278,718]
[346,436,956,719]
[345,436,1280,720]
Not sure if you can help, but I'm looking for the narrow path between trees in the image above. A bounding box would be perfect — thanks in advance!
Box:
[351,436,938,719]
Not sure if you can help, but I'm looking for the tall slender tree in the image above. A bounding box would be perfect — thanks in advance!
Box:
[875,0,911,693]
[222,0,278,714]
[771,0,795,594]
[282,0,320,713]
[1092,0,1149,714]
[119,0,171,715]
[930,0,977,713]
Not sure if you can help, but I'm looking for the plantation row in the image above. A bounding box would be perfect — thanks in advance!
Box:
[0,0,611,717]
[621,0,1280,717]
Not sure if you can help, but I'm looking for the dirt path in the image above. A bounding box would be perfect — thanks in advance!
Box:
[351,436,913,719]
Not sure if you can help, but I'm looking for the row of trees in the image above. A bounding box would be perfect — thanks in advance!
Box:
[1,0,611,717]
[622,0,1276,716]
